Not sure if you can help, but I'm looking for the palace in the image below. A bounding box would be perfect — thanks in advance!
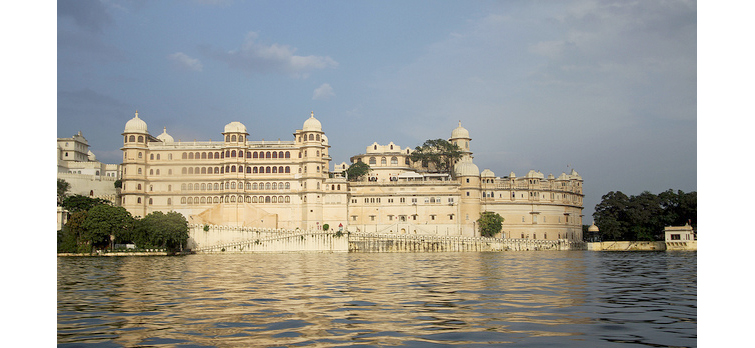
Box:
[120,111,584,240]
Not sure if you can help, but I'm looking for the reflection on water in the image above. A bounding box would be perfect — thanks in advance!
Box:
[58,251,696,347]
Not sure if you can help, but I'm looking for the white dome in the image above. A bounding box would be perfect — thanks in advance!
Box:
[454,157,479,177]
[156,127,174,143]
[525,170,545,179]
[124,111,148,134]
[588,223,599,232]
[224,121,247,134]
[481,169,495,177]
[451,121,470,139]
[87,150,96,161]
[321,134,329,145]
[303,112,322,132]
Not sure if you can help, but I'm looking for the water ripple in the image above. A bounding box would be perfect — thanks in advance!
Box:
[59,251,696,347]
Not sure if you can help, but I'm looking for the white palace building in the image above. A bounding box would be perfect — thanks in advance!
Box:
[120,111,584,240]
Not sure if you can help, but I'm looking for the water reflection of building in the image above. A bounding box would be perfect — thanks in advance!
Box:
[120,112,584,240]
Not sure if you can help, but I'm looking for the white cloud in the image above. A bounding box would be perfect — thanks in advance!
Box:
[213,32,338,77]
[312,83,335,100]
[167,52,203,72]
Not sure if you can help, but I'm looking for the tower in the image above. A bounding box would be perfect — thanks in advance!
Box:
[121,111,149,217]
[295,112,328,230]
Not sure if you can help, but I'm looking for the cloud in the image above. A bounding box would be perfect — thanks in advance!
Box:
[206,32,338,77]
[312,83,335,100]
[58,0,112,33]
[168,52,203,72]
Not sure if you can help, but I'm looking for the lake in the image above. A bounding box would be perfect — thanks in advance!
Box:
[58,251,696,347]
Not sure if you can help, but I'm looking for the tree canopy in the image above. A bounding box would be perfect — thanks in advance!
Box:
[477,211,504,237]
[57,179,70,206]
[81,204,135,249]
[134,211,189,252]
[62,194,112,213]
[409,139,463,176]
[593,189,696,241]
[343,161,371,181]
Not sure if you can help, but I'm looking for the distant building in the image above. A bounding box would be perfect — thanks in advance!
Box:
[119,112,584,240]
[57,131,121,203]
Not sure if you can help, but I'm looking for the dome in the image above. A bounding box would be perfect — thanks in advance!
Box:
[156,127,174,143]
[481,169,495,177]
[451,121,470,139]
[303,111,322,132]
[588,223,599,232]
[224,121,247,134]
[87,150,96,161]
[454,157,479,177]
[124,111,148,134]
[321,134,329,145]
[525,169,545,179]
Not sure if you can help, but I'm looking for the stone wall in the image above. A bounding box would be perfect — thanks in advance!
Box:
[349,233,584,252]
[587,241,667,251]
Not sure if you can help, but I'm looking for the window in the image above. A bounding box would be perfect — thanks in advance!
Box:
[369,157,376,165]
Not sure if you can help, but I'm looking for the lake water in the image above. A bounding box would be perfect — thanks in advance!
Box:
[58,251,696,347]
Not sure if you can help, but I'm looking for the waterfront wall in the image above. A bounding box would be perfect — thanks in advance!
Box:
[188,224,348,253]
[587,241,667,251]
[348,233,584,252]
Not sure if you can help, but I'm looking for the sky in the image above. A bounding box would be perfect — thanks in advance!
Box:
[55,0,697,223]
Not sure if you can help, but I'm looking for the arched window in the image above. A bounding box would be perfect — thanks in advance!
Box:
[226,135,230,142]
[278,151,284,158]
[247,166,252,173]
[316,134,320,141]
[253,167,258,174]
[253,196,258,203]
[201,183,206,190]
[253,152,258,159]
[181,197,186,204]
[188,152,194,159]
[238,165,243,173]
[272,167,277,173]
[167,198,172,205]
[266,166,271,173]
[231,135,237,142]
[369,157,376,165]
[129,135,135,142]
[285,151,290,158]
[201,152,207,159]
[149,169,153,175]
[265,196,271,203]
[285,196,290,203]
[182,152,187,159]
[272,151,277,158]
[201,167,206,174]
[231,166,236,173]
[213,197,219,203]
[214,183,219,190]
[200,197,206,204]
[188,167,194,174]
[247,151,252,158]
[285,182,290,189]
[381,157,387,165]
[137,197,142,203]
[391,157,398,165]
[231,150,237,157]
[266,151,271,158]
[138,168,142,174]
[285,166,290,173]
[272,182,277,190]
[150,154,154,160]
[214,167,220,174]
[148,198,153,205]
[309,134,314,141]
[265,183,271,190]
[138,152,143,159]
[246,182,251,190]
[253,183,258,190]
[138,136,144,143]
[156,169,160,175]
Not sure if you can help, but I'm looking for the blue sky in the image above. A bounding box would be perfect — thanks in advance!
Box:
[55,0,698,223]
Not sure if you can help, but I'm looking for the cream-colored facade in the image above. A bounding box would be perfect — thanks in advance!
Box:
[57,131,121,202]
[120,112,584,240]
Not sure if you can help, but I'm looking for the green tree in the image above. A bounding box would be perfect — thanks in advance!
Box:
[477,211,504,237]
[114,179,122,189]
[593,191,630,240]
[135,211,189,252]
[343,161,371,181]
[58,211,87,253]
[62,194,110,213]
[57,179,70,206]
[81,204,135,250]
[409,139,463,176]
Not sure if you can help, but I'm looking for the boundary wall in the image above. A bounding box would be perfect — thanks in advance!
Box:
[586,241,697,251]
[188,224,585,253]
